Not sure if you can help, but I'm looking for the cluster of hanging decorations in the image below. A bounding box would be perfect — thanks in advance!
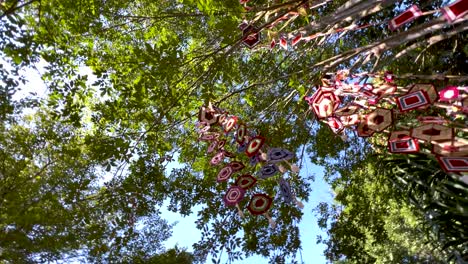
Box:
[304,70,467,173]
[197,103,303,228]
[235,0,468,173]
[238,0,468,50]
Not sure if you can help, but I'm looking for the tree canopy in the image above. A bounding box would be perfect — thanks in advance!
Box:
[1,0,467,263]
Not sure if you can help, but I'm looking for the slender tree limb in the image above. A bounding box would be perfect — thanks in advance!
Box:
[394,22,468,60]
[0,0,19,17]
[398,74,468,82]
[116,12,210,20]
[215,80,276,106]
[334,0,365,14]
[290,0,398,37]
[250,0,306,13]
[317,17,462,70]
[0,0,38,19]
[370,52,382,72]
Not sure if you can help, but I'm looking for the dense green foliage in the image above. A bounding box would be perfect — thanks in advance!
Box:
[1,0,467,263]
[314,153,468,263]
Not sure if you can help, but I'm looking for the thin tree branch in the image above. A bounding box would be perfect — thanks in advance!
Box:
[334,0,366,14]
[398,74,468,82]
[116,12,210,20]
[394,21,468,60]
[316,17,458,70]
[0,0,38,19]
[290,0,398,37]
[250,0,307,13]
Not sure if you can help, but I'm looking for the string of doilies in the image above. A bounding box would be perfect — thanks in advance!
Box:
[237,0,468,50]
[197,103,303,228]
[304,70,467,173]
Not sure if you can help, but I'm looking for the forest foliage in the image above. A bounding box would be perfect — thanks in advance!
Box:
[1,0,467,263]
